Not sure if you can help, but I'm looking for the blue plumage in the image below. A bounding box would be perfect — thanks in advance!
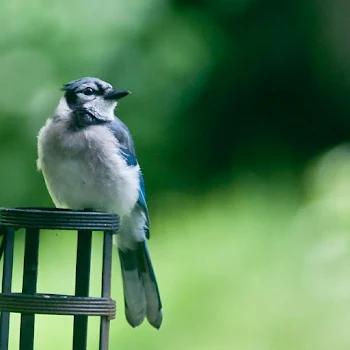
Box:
[107,117,150,238]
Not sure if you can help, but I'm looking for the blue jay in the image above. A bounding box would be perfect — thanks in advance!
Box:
[37,77,162,329]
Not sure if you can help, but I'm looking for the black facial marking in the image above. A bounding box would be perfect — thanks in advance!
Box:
[94,82,105,95]
[69,109,107,131]
[65,90,78,109]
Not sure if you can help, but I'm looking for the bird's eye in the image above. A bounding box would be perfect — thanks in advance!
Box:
[83,87,94,96]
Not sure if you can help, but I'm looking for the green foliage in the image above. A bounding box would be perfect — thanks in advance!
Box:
[5,147,350,349]
[0,0,222,208]
[1,0,350,348]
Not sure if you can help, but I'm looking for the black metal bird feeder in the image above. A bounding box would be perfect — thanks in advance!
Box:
[0,207,119,350]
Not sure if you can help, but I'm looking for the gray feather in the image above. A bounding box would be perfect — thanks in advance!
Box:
[139,241,163,329]
[118,242,162,329]
[118,248,147,327]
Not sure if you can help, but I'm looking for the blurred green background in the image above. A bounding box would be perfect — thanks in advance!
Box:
[1,0,350,349]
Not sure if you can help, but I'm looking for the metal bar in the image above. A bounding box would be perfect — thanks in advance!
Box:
[73,230,92,350]
[0,228,15,350]
[99,231,114,350]
[19,228,40,350]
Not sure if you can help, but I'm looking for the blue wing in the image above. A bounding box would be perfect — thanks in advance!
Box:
[107,117,150,238]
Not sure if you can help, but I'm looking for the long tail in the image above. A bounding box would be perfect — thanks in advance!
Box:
[118,241,163,329]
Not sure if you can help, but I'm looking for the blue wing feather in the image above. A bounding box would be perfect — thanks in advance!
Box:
[107,117,150,238]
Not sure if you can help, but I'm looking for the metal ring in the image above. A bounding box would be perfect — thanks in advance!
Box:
[0,208,119,231]
[0,293,116,318]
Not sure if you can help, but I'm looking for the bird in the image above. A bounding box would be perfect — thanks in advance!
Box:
[37,77,162,329]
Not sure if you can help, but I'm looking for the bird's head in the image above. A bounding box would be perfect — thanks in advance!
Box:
[61,77,130,122]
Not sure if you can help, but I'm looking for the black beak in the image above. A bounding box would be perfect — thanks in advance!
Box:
[104,89,131,101]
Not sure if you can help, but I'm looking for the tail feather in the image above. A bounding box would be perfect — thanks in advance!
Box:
[118,242,163,329]
[118,249,146,327]
[137,241,163,329]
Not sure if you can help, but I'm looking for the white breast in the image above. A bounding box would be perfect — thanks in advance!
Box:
[37,118,140,216]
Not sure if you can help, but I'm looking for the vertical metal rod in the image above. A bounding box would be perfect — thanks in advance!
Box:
[0,228,15,350]
[73,230,92,350]
[99,231,114,350]
[19,228,40,350]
